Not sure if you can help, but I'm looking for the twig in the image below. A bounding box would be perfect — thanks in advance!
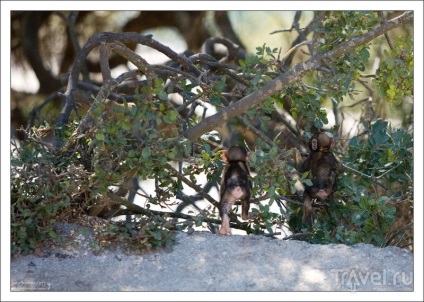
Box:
[165,163,220,209]
[384,222,413,247]
[378,12,395,50]
[341,163,388,190]
[339,97,371,109]
[264,232,281,237]
[282,232,312,240]
[105,191,249,231]
[276,194,304,206]
[280,40,311,65]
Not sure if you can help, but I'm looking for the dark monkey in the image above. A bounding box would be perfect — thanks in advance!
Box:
[219,146,252,235]
[300,133,342,223]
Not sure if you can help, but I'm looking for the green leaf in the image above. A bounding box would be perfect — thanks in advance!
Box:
[95,133,105,141]
[122,122,132,131]
[351,210,367,225]
[142,148,151,159]
[21,209,32,218]
[302,179,313,187]
[165,110,178,123]
[159,91,168,101]
[159,180,172,187]
[249,152,257,164]
[48,229,57,239]
[128,150,136,158]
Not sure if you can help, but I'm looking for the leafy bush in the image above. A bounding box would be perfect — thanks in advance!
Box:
[292,120,413,247]
[11,133,88,254]
[10,11,413,255]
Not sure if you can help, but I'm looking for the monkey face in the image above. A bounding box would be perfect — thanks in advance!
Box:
[309,132,334,152]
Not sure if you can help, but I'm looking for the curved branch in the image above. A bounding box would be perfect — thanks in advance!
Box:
[201,36,243,63]
[54,32,202,148]
[110,42,156,87]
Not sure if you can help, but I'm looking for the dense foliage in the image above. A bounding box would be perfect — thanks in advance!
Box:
[11,11,413,255]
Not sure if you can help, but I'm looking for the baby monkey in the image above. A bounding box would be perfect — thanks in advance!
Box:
[219,146,252,235]
[300,133,342,223]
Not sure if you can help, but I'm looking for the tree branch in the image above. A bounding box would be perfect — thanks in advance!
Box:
[54,32,202,148]
[106,191,249,231]
[184,58,317,140]
[183,11,413,141]
[322,11,412,60]
[165,163,220,209]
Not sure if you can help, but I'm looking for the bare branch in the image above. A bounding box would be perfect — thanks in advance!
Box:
[54,32,203,148]
[110,42,156,87]
[280,41,311,65]
[201,36,242,63]
[99,43,112,82]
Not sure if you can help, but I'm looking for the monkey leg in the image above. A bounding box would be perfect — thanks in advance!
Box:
[219,198,234,235]
[241,197,250,220]
[219,213,231,235]
[302,195,313,224]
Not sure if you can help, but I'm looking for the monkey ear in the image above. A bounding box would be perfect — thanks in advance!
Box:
[311,139,318,151]
[221,150,229,163]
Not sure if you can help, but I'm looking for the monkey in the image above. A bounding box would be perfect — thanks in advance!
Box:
[219,145,252,235]
[299,132,342,223]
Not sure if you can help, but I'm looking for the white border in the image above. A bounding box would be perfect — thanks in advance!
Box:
[2,2,423,301]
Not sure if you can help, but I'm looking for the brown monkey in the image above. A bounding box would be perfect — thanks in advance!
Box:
[300,133,342,223]
[219,146,252,235]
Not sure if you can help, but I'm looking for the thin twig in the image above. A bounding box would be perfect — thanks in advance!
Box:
[342,163,388,190]
[378,11,395,50]
[282,232,312,240]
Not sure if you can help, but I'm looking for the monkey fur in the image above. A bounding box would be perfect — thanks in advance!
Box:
[219,146,252,235]
[300,133,342,223]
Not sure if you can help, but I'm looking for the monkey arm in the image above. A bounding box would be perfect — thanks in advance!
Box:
[299,157,311,173]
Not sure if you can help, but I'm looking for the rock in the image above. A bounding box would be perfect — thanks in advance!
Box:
[9,225,414,296]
